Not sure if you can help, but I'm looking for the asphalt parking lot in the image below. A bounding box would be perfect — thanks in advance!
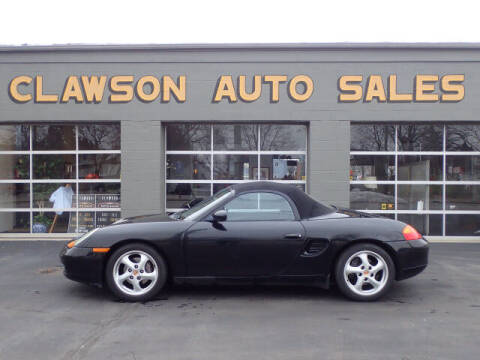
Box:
[0,241,479,360]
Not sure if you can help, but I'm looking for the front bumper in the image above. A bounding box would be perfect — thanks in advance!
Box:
[390,238,429,281]
[59,245,108,287]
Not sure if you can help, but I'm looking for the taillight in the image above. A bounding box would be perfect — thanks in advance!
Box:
[402,224,422,241]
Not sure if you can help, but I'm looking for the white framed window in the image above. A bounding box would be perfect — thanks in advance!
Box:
[165,123,307,213]
[350,123,480,236]
[0,123,121,234]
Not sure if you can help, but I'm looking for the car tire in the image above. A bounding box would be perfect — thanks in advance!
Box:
[105,243,167,302]
[335,243,395,302]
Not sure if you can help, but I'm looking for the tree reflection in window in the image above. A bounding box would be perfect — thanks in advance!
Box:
[166,124,211,151]
[447,125,480,151]
[351,124,395,151]
[78,124,120,150]
[260,125,306,151]
[397,125,443,151]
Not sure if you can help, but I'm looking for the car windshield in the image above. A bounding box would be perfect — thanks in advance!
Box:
[173,187,233,220]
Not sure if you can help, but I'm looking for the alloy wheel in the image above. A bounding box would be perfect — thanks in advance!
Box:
[112,250,159,296]
[343,250,389,296]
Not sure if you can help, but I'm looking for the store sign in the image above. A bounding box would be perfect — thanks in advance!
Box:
[7,73,465,104]
[338,74,465,103]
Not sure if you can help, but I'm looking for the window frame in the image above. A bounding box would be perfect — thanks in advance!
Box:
[350,122,480,237]
[0,123,121,235]
[165,123,308,213]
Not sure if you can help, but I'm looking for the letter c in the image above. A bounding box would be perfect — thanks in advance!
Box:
[9,76,33,103]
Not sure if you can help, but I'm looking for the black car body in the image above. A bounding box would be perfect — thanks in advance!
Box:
[61,182,429,301]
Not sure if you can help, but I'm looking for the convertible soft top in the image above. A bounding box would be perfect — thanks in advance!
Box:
[229,182,334,219]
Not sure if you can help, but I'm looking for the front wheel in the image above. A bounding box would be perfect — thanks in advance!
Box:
[105,243,167,302]
[335,243,395,301]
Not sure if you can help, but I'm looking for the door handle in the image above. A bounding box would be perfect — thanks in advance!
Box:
[284,233,303,239]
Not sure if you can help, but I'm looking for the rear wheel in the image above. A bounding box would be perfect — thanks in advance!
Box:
[335,243,395,301]
[105,243,167,302]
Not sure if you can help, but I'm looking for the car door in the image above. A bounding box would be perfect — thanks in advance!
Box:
[184,191,306,277]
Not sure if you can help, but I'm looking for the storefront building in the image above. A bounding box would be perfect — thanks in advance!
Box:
[0,44,479,239]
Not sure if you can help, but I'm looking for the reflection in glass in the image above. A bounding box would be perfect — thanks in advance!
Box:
[78,124,120,150]
[0,212,30,233]
[33,183,76,209]
[33,125,75,150]
[260,124,306,151]
[0,155,29,179]
[350,124,395,151]
[33,154,75,179]
[446,214,480,235]
[446,185,480,210]
[350,155,394,181]
[446,156,480,181]
[260,155,305,180]
[397,185,442,210]
[398,155,442,181]
[398,214,442,236]
[213,155,258,180]
[446,125,480,151]
[167,155,210,180]
[78,154,120,179]
[350,184,395,210]
[213,183,234,194]
[0,184,30,208]
[397,124,443,151]
[224,192,295,221]
[213,124,257,150]
[166,183,211,209]
[32,211,72,233]
[166,124,211,151]
[0,125,30,150]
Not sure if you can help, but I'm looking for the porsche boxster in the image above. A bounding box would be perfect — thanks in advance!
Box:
[60,182,429,302]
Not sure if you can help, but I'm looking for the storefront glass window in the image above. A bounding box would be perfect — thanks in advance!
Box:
[351,124,395,151]
[260,155,306,180]
[446,125,480,151]
[213,124,258,151]
[397,124,443,151]
[165,123,307,212]
[213,155,258,180]
[398,155,443,181]
[350,155,395,181]
[167,155,210,180]
[166,124,210,151]
[0,123,121,234]
[350,123,480,237]
[0,155,29,179]
[260,124,306,151]
[78,124,120,150]
[33,125,75,150]
[350,184,395,211]
[0,125,30,150]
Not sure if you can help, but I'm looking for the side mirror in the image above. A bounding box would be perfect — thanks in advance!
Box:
[212,209,227,222]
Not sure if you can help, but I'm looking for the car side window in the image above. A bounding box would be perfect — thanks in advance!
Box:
[224,192,295,221]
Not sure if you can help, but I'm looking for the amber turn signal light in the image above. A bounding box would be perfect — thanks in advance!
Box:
[67,240,76,248]
[92,248,110,253]
[402,224,422,241]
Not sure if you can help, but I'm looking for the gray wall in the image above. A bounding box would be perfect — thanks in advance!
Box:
[1,44,478,216]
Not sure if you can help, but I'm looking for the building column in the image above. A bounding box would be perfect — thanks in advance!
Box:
[121,120,164,217]
[308,120,350,208]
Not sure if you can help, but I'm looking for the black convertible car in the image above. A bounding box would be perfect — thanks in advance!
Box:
[60,182,429,302]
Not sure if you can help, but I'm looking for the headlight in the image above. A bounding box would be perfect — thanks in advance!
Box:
[73,228,100,247]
